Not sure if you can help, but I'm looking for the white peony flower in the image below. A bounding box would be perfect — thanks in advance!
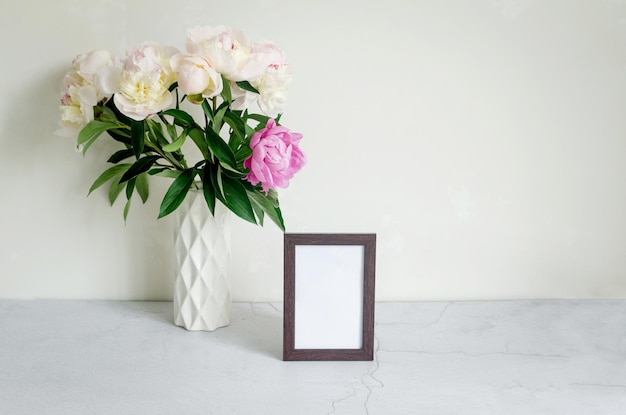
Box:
[170,53,223,99]
[99,43,179,121]
[229,82,258,112]
[56,50,115,137]
[248,41,292,117]
[255,64,292,118]
[72,49,115,84]
[186,25,265,82]
[251,41,288,69]
[226,40,293,116]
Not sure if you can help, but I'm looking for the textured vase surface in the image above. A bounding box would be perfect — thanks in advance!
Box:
[173,190,232,331]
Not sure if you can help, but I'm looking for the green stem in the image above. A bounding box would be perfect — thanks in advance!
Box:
[152,114,189,170]
[191,162,207,190]
[144,141,187,171]
[204,105,209,130]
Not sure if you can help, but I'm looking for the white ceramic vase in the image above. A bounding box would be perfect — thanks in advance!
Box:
[173,189,232,331]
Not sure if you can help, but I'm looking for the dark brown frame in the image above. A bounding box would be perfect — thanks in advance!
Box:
[283,233,376,361]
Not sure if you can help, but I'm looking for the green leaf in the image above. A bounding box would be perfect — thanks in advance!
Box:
[165,123,178,143]
[130,119,145,159]
[244,123,256,138]
[99,106,118,122]
[212,104,228,134]
[247,189,285,231]
[161,126,190,152]
[107,149,135,164]
[215,166,224,197]
[245,113,272,126]
[106,128,131,145]
[148,168,181,179]
[202,164,216,216]
[223,111,247,151]
[120,155,161,183]
[206,164,255,225]
[136,173,149,203]
[234,146,253,163]
[188,127,209,159]
[220,174,257,225]
[236,80,259,94]
[220,164,246,178]
[108,176,126,205]
[77,120,121,154]
[249,198,265,226]
[146,120,170,147]
[201,99,214,122]
[266,188,281,207]
[77,120,120,145]
[221,76,232,103]
[207,164,226,204]
[163,131,187,153]
[88,164,132,195]
[125,177,136,200]
[162,109,195,127]
[123,198,132,222]
[158,169,196,219]
[205,128,237,169]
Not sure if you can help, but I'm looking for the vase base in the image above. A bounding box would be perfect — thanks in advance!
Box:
[174,320,230,332]
[173,301,231,331]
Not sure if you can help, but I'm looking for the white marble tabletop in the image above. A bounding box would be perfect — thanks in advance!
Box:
[1,300,625,414]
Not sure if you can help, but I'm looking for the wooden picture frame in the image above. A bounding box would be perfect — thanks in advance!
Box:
[283,233,376,361]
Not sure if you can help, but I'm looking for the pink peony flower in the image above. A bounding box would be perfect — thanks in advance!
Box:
[244,119,305,193]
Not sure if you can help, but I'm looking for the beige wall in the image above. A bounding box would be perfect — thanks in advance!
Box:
[1,0,625,300]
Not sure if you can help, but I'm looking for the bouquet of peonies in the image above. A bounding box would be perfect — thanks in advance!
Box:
[57,26,305,231]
